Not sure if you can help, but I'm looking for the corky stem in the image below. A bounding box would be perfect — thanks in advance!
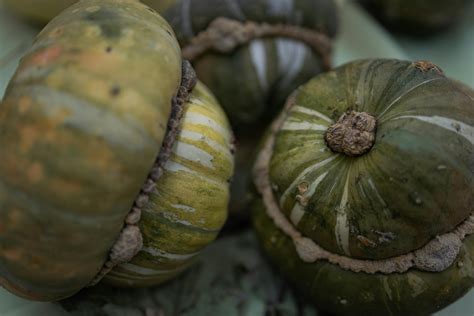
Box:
[325,111,377,157]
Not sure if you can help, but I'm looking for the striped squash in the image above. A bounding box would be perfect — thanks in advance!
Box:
[161,0,339,220]
[0,0,233,301]
[359,0,470,35]
[162,0,339,129]
[252,59,474,315]
[107,82,233,287]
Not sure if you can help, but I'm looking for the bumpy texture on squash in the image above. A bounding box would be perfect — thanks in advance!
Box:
[359,0,471,35]
[163,0,338,129]
[252,59,474,315]
[0,0,233,301]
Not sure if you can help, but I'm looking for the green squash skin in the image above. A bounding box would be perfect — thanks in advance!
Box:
[252,59,474,315]
[268,59,474,260]
[106,82,234,287]
[194,38,325,130]
[0,0,182,301]
[359,0,471,35]
[163,0,338,129]
[252,200,474,316]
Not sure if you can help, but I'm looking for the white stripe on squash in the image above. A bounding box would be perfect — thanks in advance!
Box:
[249,40,268,91]
[164,161,222,186]
[276,39,307,91]
[174,141,215,169]
[282,121,328,131]
[171,203,196,213]
[184,111,231,142]
[280,156,337,208]
[180,129,233,163]
[291,105,333,123]
[141,247,199,261]
[335,173,351,256]
[393,115,474,145]
[379,77,443,118]
[290,172,328,226]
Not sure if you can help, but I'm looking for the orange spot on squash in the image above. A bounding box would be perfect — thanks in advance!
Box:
[19,126,38,152]
[17,96,32,114]
[28,45,62,67]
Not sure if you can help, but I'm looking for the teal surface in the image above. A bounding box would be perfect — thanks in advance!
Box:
[0,0,472,315]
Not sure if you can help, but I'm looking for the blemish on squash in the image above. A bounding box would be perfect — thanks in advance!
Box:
[75,49,122,72]
[84,8,122,38]
[27,46,62,67]
[374,230,396,243]
[27,162,44,184]
[296,194,309,206]
[110,85,121,97]
[357,235,377,248]
[298,182,309,194]
[452,122,461,132]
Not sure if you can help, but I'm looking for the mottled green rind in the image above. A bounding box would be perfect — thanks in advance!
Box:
[0,0,181,301]
[106,82,234,287]
[164,0,338,128]
[253,200,474,316]
[269,59,474,259]
[61,231,317,316]
[359,0,470,35]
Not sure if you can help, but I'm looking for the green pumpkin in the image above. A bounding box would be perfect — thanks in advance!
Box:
[252,59,474,315]
[0,0,234,302]
[162,0,339,130]
[359,0,471,35]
